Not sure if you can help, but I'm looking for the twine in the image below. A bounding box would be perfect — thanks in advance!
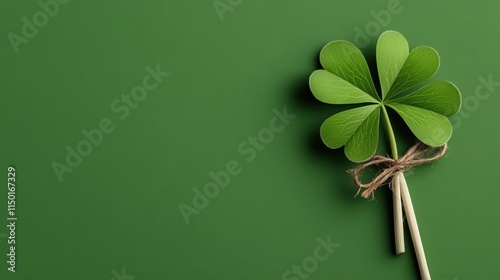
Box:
[350,142,448,199]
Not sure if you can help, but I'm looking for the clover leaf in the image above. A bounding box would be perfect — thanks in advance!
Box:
[309,30,461,162]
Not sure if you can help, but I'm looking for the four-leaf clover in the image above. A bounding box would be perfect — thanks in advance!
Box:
[309,30,461,162]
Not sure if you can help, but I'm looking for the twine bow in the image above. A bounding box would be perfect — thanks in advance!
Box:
[350,142,448,198]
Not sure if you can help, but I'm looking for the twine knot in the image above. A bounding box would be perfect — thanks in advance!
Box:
[350,142,448,199]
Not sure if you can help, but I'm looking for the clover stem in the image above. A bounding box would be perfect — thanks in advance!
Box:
[381,105,398,160]
[399,174,431,280]
[381,105,405,255]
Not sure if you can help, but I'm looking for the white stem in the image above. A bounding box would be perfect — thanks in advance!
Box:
[399,174,431,280]
[393,172,405,255]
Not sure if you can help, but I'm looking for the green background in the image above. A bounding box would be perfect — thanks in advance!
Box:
[1,0,498,279]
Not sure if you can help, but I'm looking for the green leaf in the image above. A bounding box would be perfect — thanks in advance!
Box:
[309,70,379,104]
[320,105,379,162]
[387,103,452,146]
[390,81,461,116]
[376,31,409,99]
[345,108,380,162]
[386,46,440,99]
[320,41,379,100]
